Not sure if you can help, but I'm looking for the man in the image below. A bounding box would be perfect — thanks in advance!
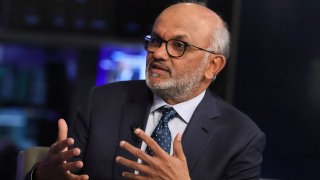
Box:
[27,2,265,180]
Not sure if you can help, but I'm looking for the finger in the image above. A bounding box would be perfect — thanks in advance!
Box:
[119,141,152,165]
[68,173,90,180]
[134,128,164,156]
[63,160,84,171]
[173,133,186,161]
[122,172,147,180]
[116,156,152,175]
[57,119,68,142]
[50,138,74,154]
[54,148,81,164]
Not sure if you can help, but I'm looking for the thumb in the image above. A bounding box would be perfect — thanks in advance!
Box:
[57,118,68,142]
[173,133,186,161]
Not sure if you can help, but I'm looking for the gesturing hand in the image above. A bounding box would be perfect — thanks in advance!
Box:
[116,128,191,180]
[35,119,89,180]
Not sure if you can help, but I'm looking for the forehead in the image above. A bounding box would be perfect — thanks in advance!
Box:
[152,4,213,44]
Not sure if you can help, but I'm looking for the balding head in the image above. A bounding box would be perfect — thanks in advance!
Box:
[160,3,223,26]
[154,2,230,58]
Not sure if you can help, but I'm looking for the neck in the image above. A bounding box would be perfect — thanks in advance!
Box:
[153,86,207,105]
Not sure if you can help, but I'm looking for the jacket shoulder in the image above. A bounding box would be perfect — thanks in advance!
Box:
[90,80,152,104]
[212,92,263,136]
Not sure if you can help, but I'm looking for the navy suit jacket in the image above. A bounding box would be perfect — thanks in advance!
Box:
[26,80,265,180]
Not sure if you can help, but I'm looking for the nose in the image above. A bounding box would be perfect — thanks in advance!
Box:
[152,42,169,60]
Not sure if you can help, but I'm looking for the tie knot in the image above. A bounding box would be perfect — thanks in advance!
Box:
[159,106,177,123]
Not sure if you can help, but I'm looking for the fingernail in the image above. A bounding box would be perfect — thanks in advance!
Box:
[74,148,81,156]
[67,138,74,145]
[76,161,83,168]
[115,156,120,162]
[134,128,141,134]
[119,141,125,147]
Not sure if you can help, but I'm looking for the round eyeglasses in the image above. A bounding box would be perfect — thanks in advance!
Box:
[143,35,216,57]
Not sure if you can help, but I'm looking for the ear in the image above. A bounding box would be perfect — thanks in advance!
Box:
[204,55,226,80]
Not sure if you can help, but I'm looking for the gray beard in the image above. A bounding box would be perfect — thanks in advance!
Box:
[146,55,209,101]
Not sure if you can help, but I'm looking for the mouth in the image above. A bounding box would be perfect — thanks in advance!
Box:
[149,61,171,75]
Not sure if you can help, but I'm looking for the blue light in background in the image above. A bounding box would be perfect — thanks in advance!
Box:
[91,19,107,30]
[96,43,146,86]
[24,14,40,26]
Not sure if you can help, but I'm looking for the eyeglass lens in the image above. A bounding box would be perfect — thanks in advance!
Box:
[144,35,186,57]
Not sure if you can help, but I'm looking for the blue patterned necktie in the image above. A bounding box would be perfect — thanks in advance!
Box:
[146,106,178,156]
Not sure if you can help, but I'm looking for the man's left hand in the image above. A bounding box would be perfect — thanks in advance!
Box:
[116,128,191,180]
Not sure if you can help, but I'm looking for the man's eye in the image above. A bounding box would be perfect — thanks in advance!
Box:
[171,41,186,49]
[150,37,162,44]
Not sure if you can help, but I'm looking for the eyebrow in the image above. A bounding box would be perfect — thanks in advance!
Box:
[151,32,190,42]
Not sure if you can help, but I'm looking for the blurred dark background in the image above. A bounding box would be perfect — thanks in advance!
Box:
[0,0,319,179]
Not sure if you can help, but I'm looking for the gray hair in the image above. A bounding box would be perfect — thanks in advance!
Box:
[210,21,231,59]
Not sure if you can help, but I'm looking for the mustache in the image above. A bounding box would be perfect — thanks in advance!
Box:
[148,60,172,74]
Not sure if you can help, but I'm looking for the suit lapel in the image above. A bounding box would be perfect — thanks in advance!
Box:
[182,90,221,171]
[113,83,153,178]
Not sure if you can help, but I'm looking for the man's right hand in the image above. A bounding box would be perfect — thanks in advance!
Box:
[35,119,89,180]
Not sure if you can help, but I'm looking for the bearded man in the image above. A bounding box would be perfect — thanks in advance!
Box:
[26,2,265,180]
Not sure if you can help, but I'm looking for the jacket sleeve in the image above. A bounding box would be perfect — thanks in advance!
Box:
[223,132,266,180]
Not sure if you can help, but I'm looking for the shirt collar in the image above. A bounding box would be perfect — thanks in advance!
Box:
[150,90,206,123]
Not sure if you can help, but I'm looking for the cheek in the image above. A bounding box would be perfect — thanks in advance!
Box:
[172,57,206,77]
[171,62,193,76]
[173,58,197,72]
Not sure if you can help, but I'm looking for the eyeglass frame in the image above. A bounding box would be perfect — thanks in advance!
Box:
[144,34,217,57]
